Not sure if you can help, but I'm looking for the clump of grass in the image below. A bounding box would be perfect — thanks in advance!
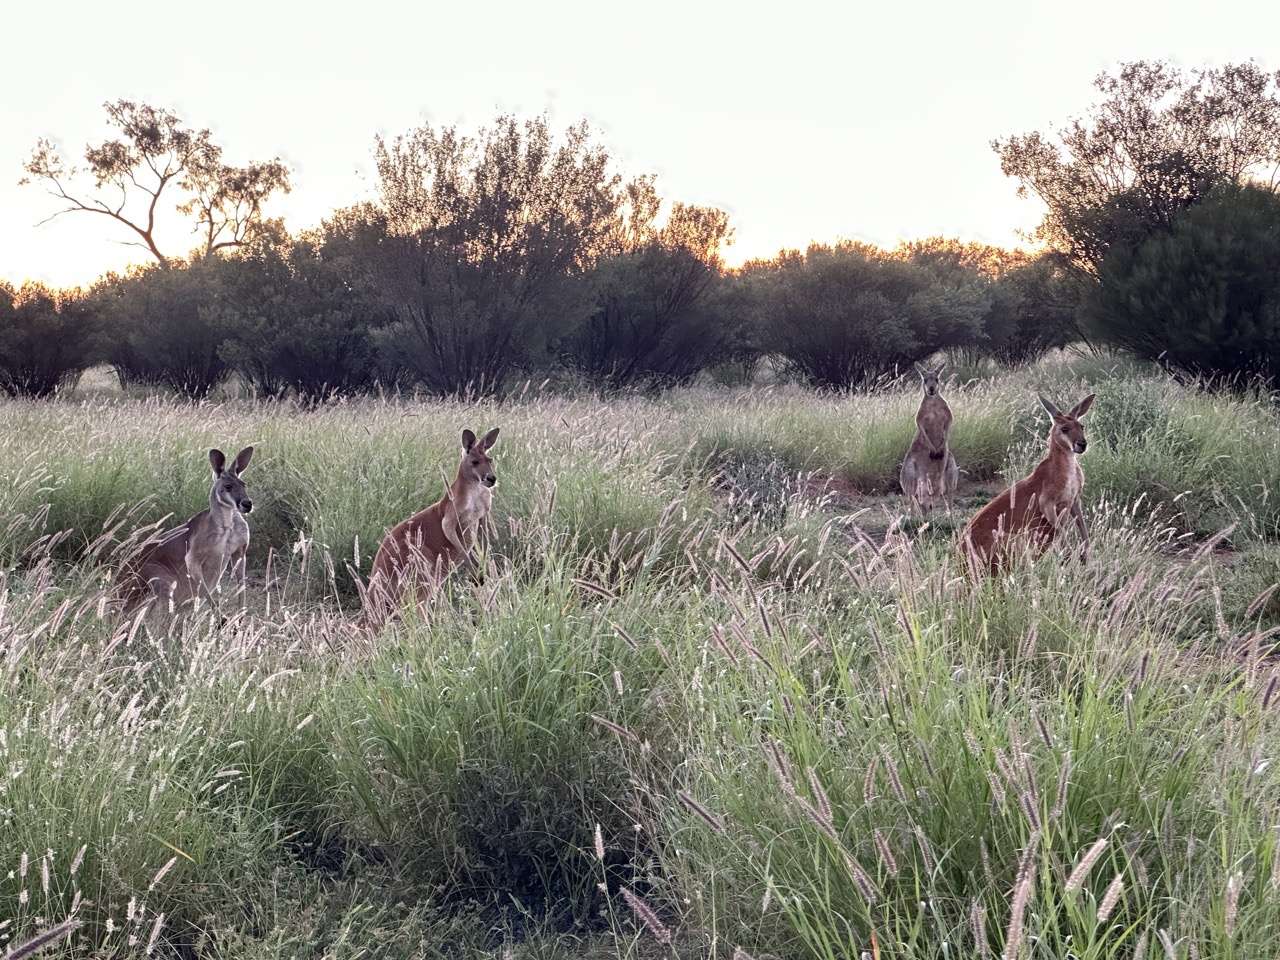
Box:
[717,452,798,529]
[328,555,677,931]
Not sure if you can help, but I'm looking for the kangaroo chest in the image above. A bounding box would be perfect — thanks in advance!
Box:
[451,489,491,540]
[190,512,249,572]
[1035,457,1082,520]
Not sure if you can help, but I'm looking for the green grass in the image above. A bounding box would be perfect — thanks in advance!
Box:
[1,358,1279,958]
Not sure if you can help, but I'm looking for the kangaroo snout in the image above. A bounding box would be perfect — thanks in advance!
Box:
[482,474,496,488]
[240,498,254,514]
[1074,439,1087,454]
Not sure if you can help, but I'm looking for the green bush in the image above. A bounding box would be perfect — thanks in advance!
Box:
[1080,183,1280,386]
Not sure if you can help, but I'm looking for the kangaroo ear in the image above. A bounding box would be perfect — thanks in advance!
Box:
[232,446,254,475]
[462,429,477,452]
[914,361,928,377]
[209,449,226,476]
[479,427,500,451]
[1039,395,1065,419]
[935,360,947,375]
[1070,394,1096,419]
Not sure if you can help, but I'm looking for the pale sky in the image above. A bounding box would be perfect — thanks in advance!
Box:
[3,0,1277,290]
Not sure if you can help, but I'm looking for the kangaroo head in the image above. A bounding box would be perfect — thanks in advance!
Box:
[1039,395,1094,456]
[460,428,499,488]
[209,446,254,514]
[915,360,946,397]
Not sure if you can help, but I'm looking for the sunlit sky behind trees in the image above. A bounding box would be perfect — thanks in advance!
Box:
[3,0,1277,290]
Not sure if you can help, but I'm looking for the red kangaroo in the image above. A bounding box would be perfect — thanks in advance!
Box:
[365,427,499,622]
[960,394,1094,576]
[900,360,958,516]
[117,446,255,619]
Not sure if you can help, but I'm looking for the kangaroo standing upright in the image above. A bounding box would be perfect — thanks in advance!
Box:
[366,427,499,624]
[960,394,1094,576]
[117,446,255,619]
[900,361,958,516]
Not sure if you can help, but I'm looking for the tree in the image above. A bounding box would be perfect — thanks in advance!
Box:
[753,242,986,390]
[214,227,392,404]
[22,100,291,267]
[981,254,1080,366]
[97,258,231,397]
[369,114,623,395]
[994,60,1280,274]
[562,179,741,389]
[1079,182,1280,384]
[0,282,105,397]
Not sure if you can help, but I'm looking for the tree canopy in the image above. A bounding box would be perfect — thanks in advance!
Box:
[369,113,627,394]
[22,100,291,266]
[994,60,1280,274]
[1079,182,1280,384]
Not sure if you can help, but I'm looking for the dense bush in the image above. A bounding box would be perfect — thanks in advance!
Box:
[981,254,1081,366]
[214,234,391,404]
[1079,183,1280,385]
[98,258,232,397]
[752,241,987,389]
[0,282,105,397]
[560,200,749,389]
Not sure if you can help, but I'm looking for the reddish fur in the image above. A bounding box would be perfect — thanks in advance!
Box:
[900,362,958,515]
[960,394,1094,576]
[365,427,499,623]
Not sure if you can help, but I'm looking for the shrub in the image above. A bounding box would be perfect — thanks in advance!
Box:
[214,236,389,404]
[98,259,231,398]
[754,242,987,389]
[1079,182,1280,385]
[0,282,105,398]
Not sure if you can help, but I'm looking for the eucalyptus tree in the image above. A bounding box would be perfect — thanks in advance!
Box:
[371,114,623,395]
[994,60,1280,274]
[22,99,291,267]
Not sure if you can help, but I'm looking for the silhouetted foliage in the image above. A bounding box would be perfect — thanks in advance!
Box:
[995,60,1280,274]
[888,239,1078,367]
[99,258,231,398]
[22,100,290,266]
[979,254,1081,366]
[1079,182,1280,384]
[0,282,105,397]
[215,228,392,404]
[561,182,742,389]
[370,114,622,395]
[753,241,988,389]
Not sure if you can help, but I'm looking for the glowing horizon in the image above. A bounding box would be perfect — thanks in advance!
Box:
[2,0,1271,292]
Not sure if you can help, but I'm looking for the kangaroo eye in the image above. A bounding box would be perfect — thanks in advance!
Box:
[1061,426,1070,433]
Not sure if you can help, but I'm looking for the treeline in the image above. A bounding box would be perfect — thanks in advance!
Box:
[8,59,1280,401]
[0,231,1076,402]
[0,111,1077,402]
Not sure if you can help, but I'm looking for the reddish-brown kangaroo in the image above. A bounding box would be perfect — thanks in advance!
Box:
[900,360,958,516]
[117,446,255,619]
[365,427,499,623]
[960,394,1094,576]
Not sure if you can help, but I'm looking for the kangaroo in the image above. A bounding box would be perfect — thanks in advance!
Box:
[117,446,255,619]
[960,394,1095,576]
[365,427,499,624]
[900,361,958,516]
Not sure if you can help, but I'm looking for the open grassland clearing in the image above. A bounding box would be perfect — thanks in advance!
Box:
[2,359,1280,958]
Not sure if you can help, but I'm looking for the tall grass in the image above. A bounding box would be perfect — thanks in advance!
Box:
[0,360,1278,957]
